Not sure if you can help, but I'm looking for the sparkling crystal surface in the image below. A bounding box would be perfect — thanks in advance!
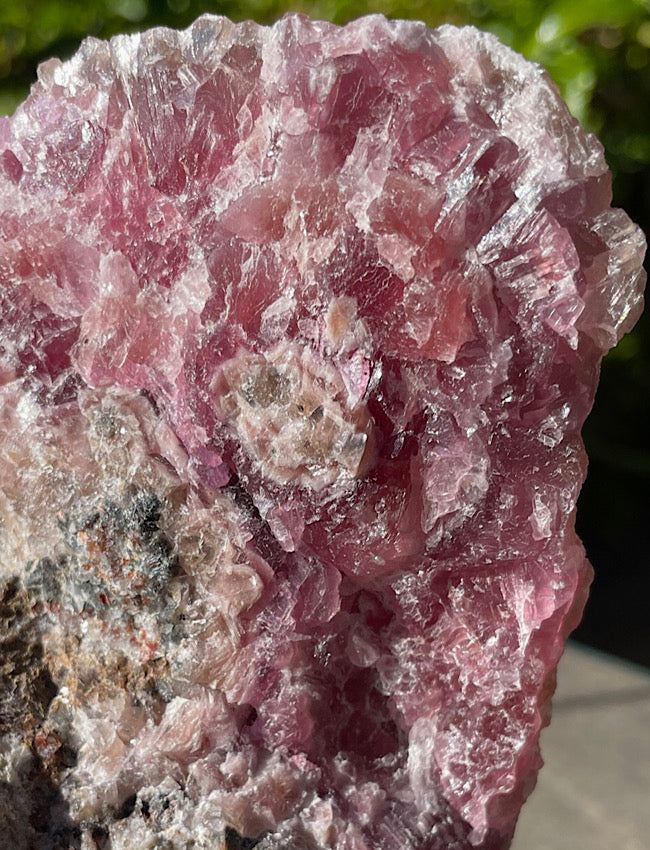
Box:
[0,13,645,850]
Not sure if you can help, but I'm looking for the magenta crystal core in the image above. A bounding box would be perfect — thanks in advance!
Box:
[0,13,645,850]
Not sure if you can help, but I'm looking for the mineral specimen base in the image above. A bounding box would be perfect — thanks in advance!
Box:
[0,13,645,850]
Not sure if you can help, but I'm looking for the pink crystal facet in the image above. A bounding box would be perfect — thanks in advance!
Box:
[0,14,645,850]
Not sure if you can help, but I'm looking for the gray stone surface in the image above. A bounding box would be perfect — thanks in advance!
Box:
[513,641,650,850]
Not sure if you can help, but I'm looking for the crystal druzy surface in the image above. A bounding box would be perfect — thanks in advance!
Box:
[0,13,645,850]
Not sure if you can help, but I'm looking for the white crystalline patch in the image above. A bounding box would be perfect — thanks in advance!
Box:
[215,341,374,491]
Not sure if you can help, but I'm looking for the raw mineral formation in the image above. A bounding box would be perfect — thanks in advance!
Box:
[0,12,645,850]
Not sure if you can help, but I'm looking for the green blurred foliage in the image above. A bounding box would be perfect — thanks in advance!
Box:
[2,1,650,229]
[1,0,648,125]
[2,1,650,189]
[1,1,649,659]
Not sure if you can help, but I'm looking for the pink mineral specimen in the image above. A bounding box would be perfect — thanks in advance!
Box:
[0,13,645,850]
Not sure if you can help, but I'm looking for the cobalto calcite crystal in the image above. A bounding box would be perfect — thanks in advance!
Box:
[0,13,645,850]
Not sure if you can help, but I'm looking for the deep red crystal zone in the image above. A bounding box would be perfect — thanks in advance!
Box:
[0,13,645,850]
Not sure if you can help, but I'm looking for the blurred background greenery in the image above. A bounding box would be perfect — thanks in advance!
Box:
[1,0,649,665]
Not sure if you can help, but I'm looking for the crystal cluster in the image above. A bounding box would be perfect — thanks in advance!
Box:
[0,13,645,850]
